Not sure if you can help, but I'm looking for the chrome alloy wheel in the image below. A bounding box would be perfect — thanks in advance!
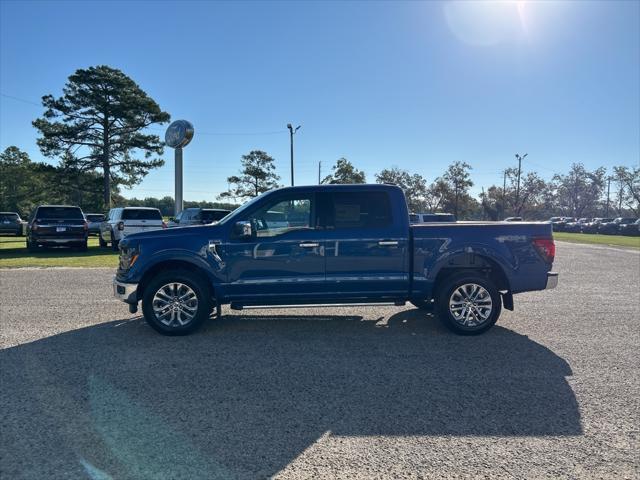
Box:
[448,283,493,327]
[152,282,199,327]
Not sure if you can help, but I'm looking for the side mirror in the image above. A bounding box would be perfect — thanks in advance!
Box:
[234,220,253,239]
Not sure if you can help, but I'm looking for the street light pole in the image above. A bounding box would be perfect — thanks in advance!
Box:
[514,153,527,214]
[287,123,301,186]
[606,176,611,217]
[502,170,507,219]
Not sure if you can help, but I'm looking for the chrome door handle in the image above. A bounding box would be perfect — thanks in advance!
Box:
[299,242,320,248]
[378,240,399,246]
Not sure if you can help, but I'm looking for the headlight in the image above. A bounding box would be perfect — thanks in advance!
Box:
[118,244,140,271]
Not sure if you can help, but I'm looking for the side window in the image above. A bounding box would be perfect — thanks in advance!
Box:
[329,192,392,229]
[174,211,183,223]
[246,195,313,238]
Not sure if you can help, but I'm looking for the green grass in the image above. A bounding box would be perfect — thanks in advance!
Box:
[0,235,119,268]
[554,231,640,249]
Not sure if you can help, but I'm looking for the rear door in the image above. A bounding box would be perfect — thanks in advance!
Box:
[321,190,409,299]
[122,209,163,235]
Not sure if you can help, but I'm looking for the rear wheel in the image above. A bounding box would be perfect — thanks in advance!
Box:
[436,272,501,335]
[111,230,119,251]
[26,239,37,253]
[98,233,107,248]
[78,241,88,252]
[141,270,212,336]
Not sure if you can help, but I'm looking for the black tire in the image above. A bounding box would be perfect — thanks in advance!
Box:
[435,272,501,335]
[111,231,119,251]
[26,239,37,253]
[78,241,88,252]
[98,233,107,248]
[141,269,212,336]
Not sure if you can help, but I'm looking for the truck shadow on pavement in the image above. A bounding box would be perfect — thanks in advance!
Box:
[1,309,581,479]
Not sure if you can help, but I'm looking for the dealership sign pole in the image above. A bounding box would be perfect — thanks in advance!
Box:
[165,120,194,216]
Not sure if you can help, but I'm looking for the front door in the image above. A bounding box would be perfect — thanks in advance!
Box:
[222,192,325,303]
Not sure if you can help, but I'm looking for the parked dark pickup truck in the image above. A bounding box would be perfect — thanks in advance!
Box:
[114,185,558,336]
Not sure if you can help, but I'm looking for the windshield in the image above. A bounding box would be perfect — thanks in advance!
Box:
[0,213,19,221]
[36,206,83,220]
[218,193,271,225]
[202,210,230,222]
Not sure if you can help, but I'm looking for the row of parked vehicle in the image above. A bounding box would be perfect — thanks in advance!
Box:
[549,216,640,236]
[0,206,231,251]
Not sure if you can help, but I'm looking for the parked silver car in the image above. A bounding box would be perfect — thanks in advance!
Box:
[84,213,105,235]
[0,212,26,236]
[167,208,230,227]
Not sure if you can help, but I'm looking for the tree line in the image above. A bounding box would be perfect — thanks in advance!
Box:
[1,64,638,220]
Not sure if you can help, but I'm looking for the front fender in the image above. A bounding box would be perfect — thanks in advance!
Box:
[126,246,224,285]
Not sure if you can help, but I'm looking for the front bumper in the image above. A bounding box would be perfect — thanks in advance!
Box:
[113,277,138,304]
[545,272,559,290]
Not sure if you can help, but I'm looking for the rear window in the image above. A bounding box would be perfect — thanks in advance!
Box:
[0,213,19,221]
[122,209,162,220]
[409,214,419,222]
[423,214,456,222]
[36,207,83,220]
[329,192,392,229]
[86,214,105,222]
[202,210,230,222]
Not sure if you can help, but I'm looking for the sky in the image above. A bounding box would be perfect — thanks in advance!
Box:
[0,0,638,201]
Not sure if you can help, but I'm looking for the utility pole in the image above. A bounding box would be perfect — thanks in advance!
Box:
[318,161,321,184]
[502,170,507,219]
[514,153,527,214]
[287,123,301,186]
[606,177,611,217]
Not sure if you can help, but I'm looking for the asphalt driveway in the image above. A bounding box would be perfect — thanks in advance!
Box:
[1,242,638,479]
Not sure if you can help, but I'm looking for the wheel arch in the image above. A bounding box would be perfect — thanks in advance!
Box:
[432,253,511,295]
[137,259,215,301]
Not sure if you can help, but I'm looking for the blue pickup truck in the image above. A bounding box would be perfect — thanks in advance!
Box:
[113,184,557,336]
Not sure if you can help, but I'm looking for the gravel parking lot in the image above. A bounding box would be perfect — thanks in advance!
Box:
[1,242,639,479]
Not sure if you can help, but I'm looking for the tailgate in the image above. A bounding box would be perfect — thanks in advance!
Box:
[35,219,86,236]
[123,220,163,235]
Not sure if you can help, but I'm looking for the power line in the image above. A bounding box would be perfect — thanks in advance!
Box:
[1,92,288,136]
[0,93,42,107]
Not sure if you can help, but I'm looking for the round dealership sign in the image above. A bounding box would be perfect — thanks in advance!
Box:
[165,120,194,148]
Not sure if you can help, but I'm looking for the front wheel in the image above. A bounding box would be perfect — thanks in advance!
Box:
[436,273,501,335]
[141,270,212,336]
